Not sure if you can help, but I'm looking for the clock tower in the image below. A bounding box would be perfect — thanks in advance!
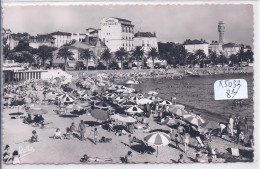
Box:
[218,21,225,43]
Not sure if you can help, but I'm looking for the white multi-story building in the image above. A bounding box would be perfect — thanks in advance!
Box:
[100,17,134,52]
[184,40,209,56]
[49,31,72,48]
[222,43,242,57]
[29,34,55,48]
[134,32,158,54]
[71,33,86,42]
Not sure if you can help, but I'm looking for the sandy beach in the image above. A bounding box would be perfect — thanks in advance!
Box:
[2,69,254,164]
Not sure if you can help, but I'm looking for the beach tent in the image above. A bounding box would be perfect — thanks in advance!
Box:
[125,106,143,114]
[144,132,171,157]
[183,114,205,126]
[118,100,136,107]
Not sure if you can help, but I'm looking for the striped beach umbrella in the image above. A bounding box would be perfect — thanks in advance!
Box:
[169,108,188,116]
[125,106,143,114]
[183,114,205,126]
[159,100,173,106]
[144,132,171,157]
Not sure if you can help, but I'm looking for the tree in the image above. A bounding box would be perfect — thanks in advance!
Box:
[195,49,206,68]
[219,53,228,67]
[229,54,239,66]
[246,49,254,63]
[37,45,56,67]
[57,47,74,71]
[209,51,218,66]
[131,46,144,69]
[147,47,159,69]
[187,52,196,67]
[13,40,31,52]
[100,48,113,70]
[115,47,128,70]
[79,49,94,71]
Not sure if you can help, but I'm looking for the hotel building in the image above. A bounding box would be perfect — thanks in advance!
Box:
[100,17,134,52]
[49,31,72,48]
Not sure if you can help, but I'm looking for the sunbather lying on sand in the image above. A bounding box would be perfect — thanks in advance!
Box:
[80,154,112,163]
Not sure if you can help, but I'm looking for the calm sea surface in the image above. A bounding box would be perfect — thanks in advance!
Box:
[134,73,254,130]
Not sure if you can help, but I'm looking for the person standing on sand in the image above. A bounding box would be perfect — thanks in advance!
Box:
[90,128,100,144]
[229,115,234,137]
[184,132,190,153]
[78,120,86,141]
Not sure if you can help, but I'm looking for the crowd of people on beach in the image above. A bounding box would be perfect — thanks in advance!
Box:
[2,68,254,164]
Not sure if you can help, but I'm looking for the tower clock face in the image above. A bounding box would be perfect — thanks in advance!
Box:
[218,24,225,31]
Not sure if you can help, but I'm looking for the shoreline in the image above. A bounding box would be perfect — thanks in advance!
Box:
[67,67,254,79]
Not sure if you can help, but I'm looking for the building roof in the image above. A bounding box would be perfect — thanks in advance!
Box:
[183,39,209,45]
[49,31,71,36]
[222,43,242,48]
[112,17,132,23]
[134,32,156,38]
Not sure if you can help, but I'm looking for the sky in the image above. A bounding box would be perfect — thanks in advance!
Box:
[3,4,254,46]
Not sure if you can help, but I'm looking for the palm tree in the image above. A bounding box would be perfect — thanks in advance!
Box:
[79,49,94,71]
[57,47,74,71]
[100,48,113,70]
[131,46,144,69]
[195,49,206,67]
[115,47,128,70]
[209,51,218,66]
[147,47,159,69]
[229,54,238,66]
[219,53,228,67]
[187,52,195,67]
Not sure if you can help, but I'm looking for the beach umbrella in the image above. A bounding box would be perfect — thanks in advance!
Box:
[123,88,135,94]
[80,93,91,100]
[183,114,205,126]
[170,104,185,110]
[105,93,117,99]
[27,107,48,115]
[59,94,75,103]
[159,100,172,106]
[110,114,136,123]
[137,98,154,105]
[167,119,185,126]
[129,96,140,102]
[148,96,162,102]
[200,121,219,129]
[108,86,117,91]
[10,100,25,113]
[95,102,109,109]
[144,132,171,157]
[118,100,136,107]
[66,104,83,111]
[91,109,109,121]
[125,106,143,114]
[148,91,158,96]
[125,80,136,85]
[63,87,73,93]
[115,96,125,102]
[169,108,188,116]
